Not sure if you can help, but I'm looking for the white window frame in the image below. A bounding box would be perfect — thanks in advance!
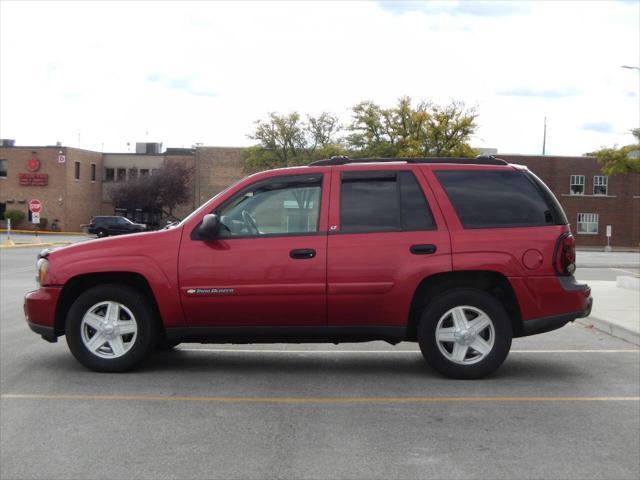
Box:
[570,175,585,195]
[593,176,608,196]
[577,213,599,235]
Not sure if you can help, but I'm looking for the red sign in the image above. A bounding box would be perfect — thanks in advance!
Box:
[29,199,42,213]
[19,173,49,186]
[27,157,41,172]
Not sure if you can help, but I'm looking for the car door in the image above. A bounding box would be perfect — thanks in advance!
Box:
[178,172,330,326]
[327,166,451,327]
[112,217,130,235]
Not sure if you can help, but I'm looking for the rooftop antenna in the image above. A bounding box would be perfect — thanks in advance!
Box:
[542,117,547,155]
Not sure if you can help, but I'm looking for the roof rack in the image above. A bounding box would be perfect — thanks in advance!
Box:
[308,155,508,167]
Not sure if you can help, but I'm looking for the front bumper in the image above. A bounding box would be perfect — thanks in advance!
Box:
[24,287,62,343]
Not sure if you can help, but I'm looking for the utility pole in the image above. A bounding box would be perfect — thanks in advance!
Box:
[542,117,547,155]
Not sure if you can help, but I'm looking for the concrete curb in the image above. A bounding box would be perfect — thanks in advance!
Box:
[577,264,640,269]
[576,316,640,346]
[0,242,71,250]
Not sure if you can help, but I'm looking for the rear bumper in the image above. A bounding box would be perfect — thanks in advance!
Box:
[520,277,593,337]
[522,296,593,336]
[24,287,62,343]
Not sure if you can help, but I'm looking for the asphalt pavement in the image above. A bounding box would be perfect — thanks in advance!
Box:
[1,247,639,480]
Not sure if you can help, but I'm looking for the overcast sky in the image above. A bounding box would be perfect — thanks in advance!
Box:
[1,0,638,155]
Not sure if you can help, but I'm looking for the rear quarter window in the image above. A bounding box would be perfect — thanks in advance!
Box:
[435,169,558,229]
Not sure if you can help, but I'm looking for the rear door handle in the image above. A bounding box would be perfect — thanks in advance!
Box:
[410,244,437,255]
[290,248,316,259]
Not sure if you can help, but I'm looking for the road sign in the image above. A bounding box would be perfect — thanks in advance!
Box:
[606,225,612,238]
[31,212,40,224]
[29,199,42,213]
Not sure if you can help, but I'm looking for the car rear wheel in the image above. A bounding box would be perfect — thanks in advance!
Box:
[418,289,512,379]
[65,285,157,372]
[96,228,107,238]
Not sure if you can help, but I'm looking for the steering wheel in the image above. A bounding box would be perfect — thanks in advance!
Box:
[242,210,259,235]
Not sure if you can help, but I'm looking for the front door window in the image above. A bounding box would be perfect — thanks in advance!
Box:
[217,175,322,237]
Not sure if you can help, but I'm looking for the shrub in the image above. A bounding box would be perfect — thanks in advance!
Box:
[4,209,26,227]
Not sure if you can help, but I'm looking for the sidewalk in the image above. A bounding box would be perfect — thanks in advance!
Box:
[576,250,640,269]
[578,278,640,346]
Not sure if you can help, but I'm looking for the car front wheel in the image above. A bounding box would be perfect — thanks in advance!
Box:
[418,289,512,379]
[65,285,158,372]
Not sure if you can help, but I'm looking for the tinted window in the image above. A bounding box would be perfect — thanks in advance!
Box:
[399,171,435,230]
[341,172,399,233]
[341,171,435,233]
[435,170,556,228]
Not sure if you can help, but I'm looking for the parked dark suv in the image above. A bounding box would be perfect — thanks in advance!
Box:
[87,216,146,238]
[26,156,592,378]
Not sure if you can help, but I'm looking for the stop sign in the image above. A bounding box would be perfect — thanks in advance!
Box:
[29,199,42,213]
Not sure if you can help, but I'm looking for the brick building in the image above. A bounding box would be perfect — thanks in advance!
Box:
[1,140,638,247]
[500,155,640,248]
[0,142,102,231]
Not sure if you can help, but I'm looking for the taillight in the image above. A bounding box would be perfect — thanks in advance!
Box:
[554,233,576,276]
[89,217,95,226]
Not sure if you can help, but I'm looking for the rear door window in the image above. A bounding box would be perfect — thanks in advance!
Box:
[340,170,435,233]
[435,170,556,228]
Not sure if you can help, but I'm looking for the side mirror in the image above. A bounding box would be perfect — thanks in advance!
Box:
[194,214,220,240]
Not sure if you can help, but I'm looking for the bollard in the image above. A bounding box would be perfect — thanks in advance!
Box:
[2,218,15,246]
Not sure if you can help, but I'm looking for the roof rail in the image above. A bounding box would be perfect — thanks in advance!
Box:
[308,155,508,167]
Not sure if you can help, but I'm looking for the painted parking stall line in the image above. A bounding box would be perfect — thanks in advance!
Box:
[2,393,639,405]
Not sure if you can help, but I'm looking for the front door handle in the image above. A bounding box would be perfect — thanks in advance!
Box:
[290,248,316,259]
[410,244,437,255]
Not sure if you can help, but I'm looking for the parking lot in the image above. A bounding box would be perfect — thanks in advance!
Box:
[1,247,639,480]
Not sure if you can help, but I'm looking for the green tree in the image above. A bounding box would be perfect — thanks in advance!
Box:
[591,128,640,175]
[348,96,478,158]
[243,112,345,171]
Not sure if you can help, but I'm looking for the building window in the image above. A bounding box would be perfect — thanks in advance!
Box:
[116,168,127,182]
[104,168,114,182]
[74,161,80,180]
[129,168,138,180]
[570,175,585,195]
[577,213,599,234]
[0,159,7,178]
[0,202,5,220]
[150,168,159,176]
[140,169,149,177]
[91,163,96,182]
[593,176,608,196]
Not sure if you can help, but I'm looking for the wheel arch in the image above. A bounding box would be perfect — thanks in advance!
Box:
[407,270,523,341]
[54,272,164,337]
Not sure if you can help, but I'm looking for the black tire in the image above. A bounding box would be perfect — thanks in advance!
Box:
[418,288,512,379]
[156,340,180,351]
[96,228,107,238]
[65,284,158,372]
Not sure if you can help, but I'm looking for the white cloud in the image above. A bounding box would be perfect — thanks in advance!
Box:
[1,0,638,155]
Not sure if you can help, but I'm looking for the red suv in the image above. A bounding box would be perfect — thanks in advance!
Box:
[24,156,592,378]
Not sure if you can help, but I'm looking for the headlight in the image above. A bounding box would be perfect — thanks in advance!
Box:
[36,258,49,286]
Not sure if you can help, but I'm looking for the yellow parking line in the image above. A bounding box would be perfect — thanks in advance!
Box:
[2,393,638,405]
